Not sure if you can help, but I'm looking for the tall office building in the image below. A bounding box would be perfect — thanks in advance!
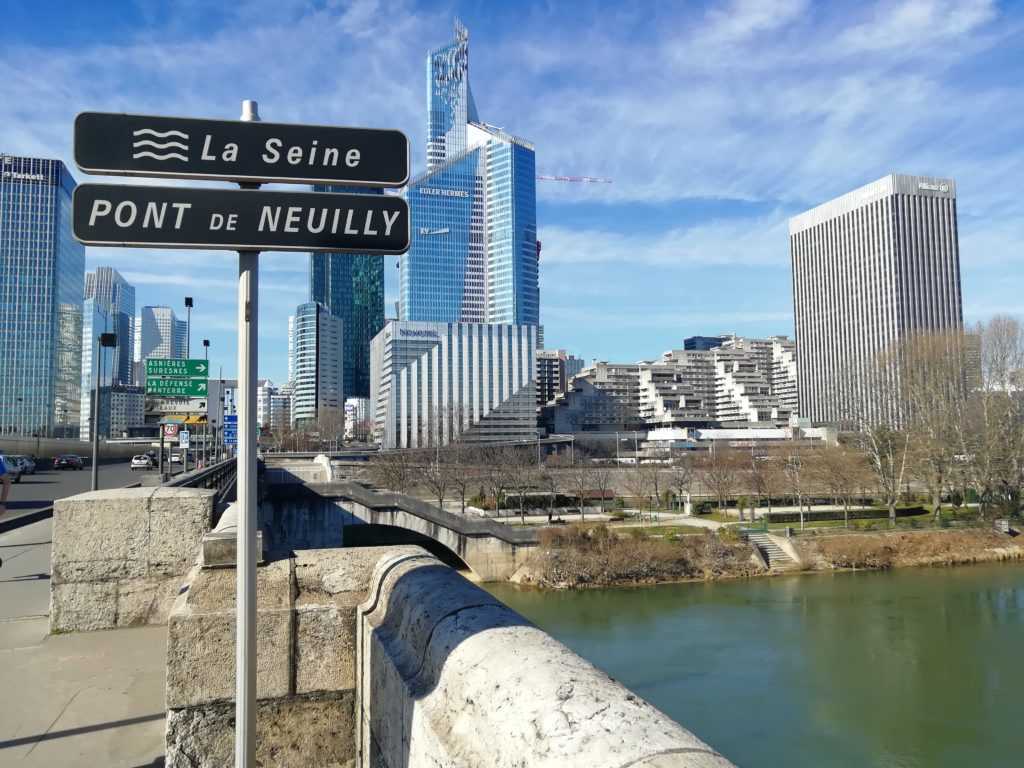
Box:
[79,298,117,441]
[85,266,135,386]
[0,155,84,437]
[139,306,187,364]
[400,21,539,327]
[310,187,385,399]
[289,302,344,429]
[370,320,537,449]
[789,174,963,425]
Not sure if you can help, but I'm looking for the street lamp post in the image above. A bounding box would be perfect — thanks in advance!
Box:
[91,332,118,492]
[185,296,194,358]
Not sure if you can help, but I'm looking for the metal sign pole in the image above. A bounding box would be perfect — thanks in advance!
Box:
[235,98,260,768]
[90,335,102,491]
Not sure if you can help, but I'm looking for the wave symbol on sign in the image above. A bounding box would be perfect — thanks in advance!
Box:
[131,128,190,162]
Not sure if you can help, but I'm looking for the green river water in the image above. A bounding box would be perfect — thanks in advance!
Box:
[487,562,1024,768]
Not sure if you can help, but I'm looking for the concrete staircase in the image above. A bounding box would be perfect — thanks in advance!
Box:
[747,532,800,572]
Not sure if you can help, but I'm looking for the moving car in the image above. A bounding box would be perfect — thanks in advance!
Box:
[130,454,155,471]
[9,455,36,475]
[170,451,183,464]
[53,454,84,470]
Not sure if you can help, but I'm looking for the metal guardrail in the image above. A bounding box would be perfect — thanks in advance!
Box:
[163,458,237,520]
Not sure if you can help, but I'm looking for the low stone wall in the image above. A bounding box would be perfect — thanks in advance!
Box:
[50,486,215,632]
[357,551,736,767]
[165,546,422,768]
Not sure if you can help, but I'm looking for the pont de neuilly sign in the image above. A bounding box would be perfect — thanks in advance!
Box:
[74,111,410,187]
[73,183,410,253]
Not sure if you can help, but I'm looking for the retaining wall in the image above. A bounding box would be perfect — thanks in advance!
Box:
[357,550,735,767]
[50,486,215,632]
[165,546,422,767]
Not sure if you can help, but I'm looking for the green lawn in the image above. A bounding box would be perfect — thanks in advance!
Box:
[763,507,985,533]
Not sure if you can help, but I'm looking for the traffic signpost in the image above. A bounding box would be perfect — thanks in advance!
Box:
[73,101,410,768]
[147,358,210,377]
[72,184,410,253]
[74,111,410,187]
[223,414,238,447]
[146,378,208,397]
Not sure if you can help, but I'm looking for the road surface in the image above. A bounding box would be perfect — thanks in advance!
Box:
[1,461,143,532]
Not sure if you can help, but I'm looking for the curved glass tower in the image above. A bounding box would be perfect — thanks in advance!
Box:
[401,21,539,328]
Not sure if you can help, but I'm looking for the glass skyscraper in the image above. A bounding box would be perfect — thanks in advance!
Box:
[289,301,343,427]
[310,186,385,399]
[401,21,539,327]
[85,266,135,386]
[0,155,84,437]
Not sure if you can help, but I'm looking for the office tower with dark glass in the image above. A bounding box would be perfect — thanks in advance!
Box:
[310,186,385,399]
[789,174,963,425]
[401,20,539,327]
[85,266,135,386]
[0,155,84,437]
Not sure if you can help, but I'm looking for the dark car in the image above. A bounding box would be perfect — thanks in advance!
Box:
[53,454,84,470]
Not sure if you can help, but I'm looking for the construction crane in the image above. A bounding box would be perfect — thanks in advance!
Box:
[537,174,612,183]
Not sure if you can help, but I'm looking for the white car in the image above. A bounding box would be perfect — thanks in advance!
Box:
[170,451,183,464]
[130,455,154,471]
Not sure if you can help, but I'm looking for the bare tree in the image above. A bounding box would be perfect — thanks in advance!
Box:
[699,447,740,518]
[809,443,870,528]
[623,467,651,518]
[369,451,415,495]
[590,462,614,516]
[957,317,1024,517]
[898,331,969,519]
[445,440,476,515]
[538,455,565,523]
[417,449,451,510]
[316,407,346,451]
[565,461,592,521]
[504,447,538,525]
[859,426,910,527]
[667,450,694,512]
[782,445,810,530]
[478,445,513,517]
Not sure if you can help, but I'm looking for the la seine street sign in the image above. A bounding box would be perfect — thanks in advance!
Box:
[74,112,410,187]
[147,378,209,397]
[146,358,209,378]
[73,184,410,254]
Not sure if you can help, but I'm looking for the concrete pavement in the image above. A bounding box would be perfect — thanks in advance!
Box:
[0,517,168,766]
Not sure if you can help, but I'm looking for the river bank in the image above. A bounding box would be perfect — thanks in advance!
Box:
[511,524,1024,589]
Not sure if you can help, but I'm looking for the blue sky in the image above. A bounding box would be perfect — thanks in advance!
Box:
[2,0,1022,382]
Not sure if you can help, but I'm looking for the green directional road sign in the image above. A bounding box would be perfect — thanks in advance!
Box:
[146,358,210,378]
[146,377,208,397]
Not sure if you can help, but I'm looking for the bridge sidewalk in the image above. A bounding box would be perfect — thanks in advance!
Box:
[0,518,167,767]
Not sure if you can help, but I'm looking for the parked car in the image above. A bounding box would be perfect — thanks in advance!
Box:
[53,454,84,470]
[2,458,23,483]
[9,455,36,475]
[170,451,183,464]
[130,454,155,471]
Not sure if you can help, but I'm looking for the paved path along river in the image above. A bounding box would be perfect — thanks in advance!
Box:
[489,562,1024,768]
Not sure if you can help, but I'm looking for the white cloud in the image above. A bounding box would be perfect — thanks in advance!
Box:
[837,0,997,54]
[540,212,791,267]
